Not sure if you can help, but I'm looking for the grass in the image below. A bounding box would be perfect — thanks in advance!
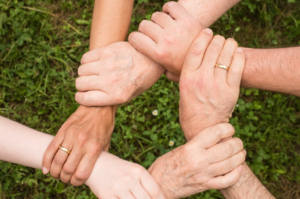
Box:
[0,0,300,198]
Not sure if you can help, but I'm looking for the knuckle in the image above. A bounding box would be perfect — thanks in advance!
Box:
[222,143,234,156]
[219,51,232,61]
[163,35,176,45]
[131,164,145,175]
[62,165,75,175]
[121,172,135,183]
[74,171,89,182]
[223,159,233,171]
[77,133,89,147]
[207,43,222,54]
[89,144,102,156]
[189,43,204,56]
[210,125,223,138]
[53,153,66,165]
[154,49,167,59]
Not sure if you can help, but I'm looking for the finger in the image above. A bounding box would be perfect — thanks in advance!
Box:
[128,32,157,59]
[206,137,244,164]
[138,20,163,42]
[75,91,112,106]
[42,133,65,174]
[117,192,135,199]
[141,171,165,199]
[151,11,175,28]
[162,1,190,20]
[227,48,245,89]
[50,141,73,179]
[70,151,101,186]
[189,123,235,149]
[165,71,180,82]
[206,165,243,190]
[199,35,225,74]
[209,150,246,176]
[131,185,152,199]
[60,147,84,183]
[182,28,213,73]
[76,76,102,92]
[81,48,103,64]
[78,62,100,76]
[215,38,238,82]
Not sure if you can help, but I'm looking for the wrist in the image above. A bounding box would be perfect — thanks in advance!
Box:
[220,163,275,199]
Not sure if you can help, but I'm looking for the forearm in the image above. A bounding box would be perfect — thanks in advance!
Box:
[82,0,135,125]
[178,0,241,27]
[0,116,52,169]
[0,116,104,186]
[90,0,134,50]
[242,47,300,96]
[221,163,275,199]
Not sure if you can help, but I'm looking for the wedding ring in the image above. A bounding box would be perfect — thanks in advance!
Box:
[59,146,71,155]
[215,64,229,71]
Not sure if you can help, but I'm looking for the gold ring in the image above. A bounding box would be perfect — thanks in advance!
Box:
[59,146,71,155]
[215,64,229,71]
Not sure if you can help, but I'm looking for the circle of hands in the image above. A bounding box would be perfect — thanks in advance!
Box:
[42,2,247,199]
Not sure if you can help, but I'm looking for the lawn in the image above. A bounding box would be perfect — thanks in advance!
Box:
[1,0,300,198]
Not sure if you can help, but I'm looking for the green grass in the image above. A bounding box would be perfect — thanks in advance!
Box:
[1,0,300,198]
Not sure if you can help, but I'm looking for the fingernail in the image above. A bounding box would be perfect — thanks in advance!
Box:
[238,165,243,172]
[236,47,243,52]
[168,2,175,7]
[42,167,49,174]
[204,28,213,35]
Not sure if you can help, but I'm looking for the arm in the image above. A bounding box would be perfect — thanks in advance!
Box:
[221,163,275,199]
[75,0,243,106]
[90,0,134,50]
[242,47,300,97]
[42,0,134,186]
[178,0,241,27]
[0,116,165,198]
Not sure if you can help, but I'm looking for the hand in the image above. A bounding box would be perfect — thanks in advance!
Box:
[42,105,116,186]
[149,123,246,199]
[179,29,245,140]
[129,1,203,80]
[75,42,165,106]
[85,152,165,199]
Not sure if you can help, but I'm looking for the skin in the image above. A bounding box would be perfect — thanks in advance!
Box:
[42,0,134,186]
[0,116,245,198]
[135,3,275,198]
[129,2,300,98]
[75,0,242,106]
[179,29,244,140]
[149,123,245,199]
[0,116,165,199]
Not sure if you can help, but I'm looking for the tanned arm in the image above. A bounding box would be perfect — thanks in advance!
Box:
[42,0,134,186]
